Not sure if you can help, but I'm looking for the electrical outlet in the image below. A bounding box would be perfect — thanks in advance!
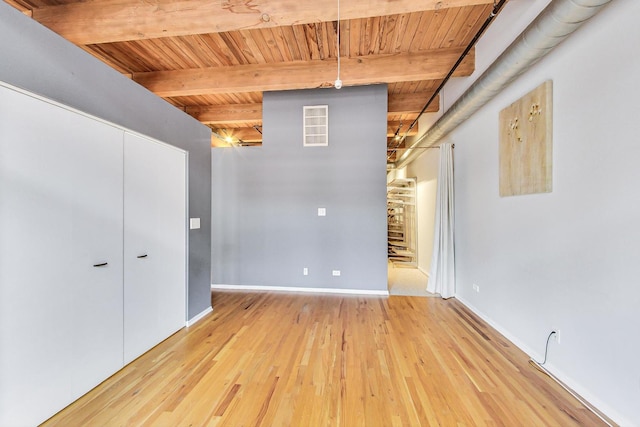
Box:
[303,267,308,276]
[472,283,480,292]
[552,329,561,344]
[332,270,341,276]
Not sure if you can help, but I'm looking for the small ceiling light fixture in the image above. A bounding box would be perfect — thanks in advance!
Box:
[334,0,342,89]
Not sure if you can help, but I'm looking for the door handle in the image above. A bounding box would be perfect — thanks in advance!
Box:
[93,262,108,267]
[137,254,148,259]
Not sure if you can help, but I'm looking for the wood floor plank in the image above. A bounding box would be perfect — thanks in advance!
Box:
[42,291,611,426]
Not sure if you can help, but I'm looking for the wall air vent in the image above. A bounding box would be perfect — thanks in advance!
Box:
[303,105,328,147]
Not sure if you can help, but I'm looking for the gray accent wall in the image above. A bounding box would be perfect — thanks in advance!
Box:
[212,86,388,291]
[0,2,212,320]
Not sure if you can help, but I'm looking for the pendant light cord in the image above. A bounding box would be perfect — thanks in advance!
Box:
[337,0,340,77]
[335,0,342,88]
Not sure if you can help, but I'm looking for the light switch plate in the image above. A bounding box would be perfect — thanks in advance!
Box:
[317,208,326,217]
[190,218,201,230]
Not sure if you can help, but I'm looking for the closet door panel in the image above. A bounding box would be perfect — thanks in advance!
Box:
[0,85,124,425]
[0,85,76,426]
[123,132,187,364]
[67,122,124,398]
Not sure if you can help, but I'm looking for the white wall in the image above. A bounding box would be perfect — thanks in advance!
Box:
[444,0,640,424]
[402,148,439,275]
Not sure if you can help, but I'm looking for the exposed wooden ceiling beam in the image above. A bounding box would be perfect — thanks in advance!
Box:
[135,48,474,97]
[211,119,419,146]
[31,0,495,45]
[188,104,262,124]
[188,92,439,125]
[389,93,440,116]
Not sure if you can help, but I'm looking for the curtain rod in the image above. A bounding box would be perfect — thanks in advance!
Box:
[387,144,454,151]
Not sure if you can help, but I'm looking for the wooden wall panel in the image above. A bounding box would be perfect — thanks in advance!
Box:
[499,80,553,197]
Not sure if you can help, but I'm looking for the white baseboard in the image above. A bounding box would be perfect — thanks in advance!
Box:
[186,306,213,327]
[417,266,430,278]
[455,296,629,427]
[211,284,389,296]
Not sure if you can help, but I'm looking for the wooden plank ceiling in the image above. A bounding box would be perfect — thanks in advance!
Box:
[6,0,499,160]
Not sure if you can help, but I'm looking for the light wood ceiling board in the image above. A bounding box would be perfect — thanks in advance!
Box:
[219,31,259,66]
[227,92,263,104]
[398,12,428,52]
[81,44,131,73]
[95,37,214,72]
[363,16,383,56]
[214,32,251,66]
[192,33,242,67]
[220,92,263,104]
[424,7,462,50]
[151,37,209,69]
[412,79,442,93]
[378,14,400,54]
[388,78,442,95]
[166,96,204,108]
[404,80,427,94]
[340,20,351,58]
[389,13,409,54]
[132,48,474,97]
[448,4,493,47]
[233,30,264,65]
[168,36,220,69]
[167,94,226,107]
[263,27,287,62]
[112,40,164,71]
[416,9,446,50]
[174,35,222,67]
[388,82,407,95]
[252,27,280,63]
[278,26,302,62]
[292,25,312,61]
[90,41,160,73]
[328,21,339,58]
[348,18,362,57]
[31,0,494,45]
[407,12,435,53]
[319,22,333,60]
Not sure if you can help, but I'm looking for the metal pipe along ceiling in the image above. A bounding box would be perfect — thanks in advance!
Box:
[392,0,613,170]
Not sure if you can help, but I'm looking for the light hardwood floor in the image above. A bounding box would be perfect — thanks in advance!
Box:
[44,291,608,426]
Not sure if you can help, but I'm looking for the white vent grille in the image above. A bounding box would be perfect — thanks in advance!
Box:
[303,105,328,147]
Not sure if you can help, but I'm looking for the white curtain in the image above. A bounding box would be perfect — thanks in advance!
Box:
[427,143,455,298]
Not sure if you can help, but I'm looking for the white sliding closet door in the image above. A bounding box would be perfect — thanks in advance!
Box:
[0,85,124,426]
[123,132,187,364]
